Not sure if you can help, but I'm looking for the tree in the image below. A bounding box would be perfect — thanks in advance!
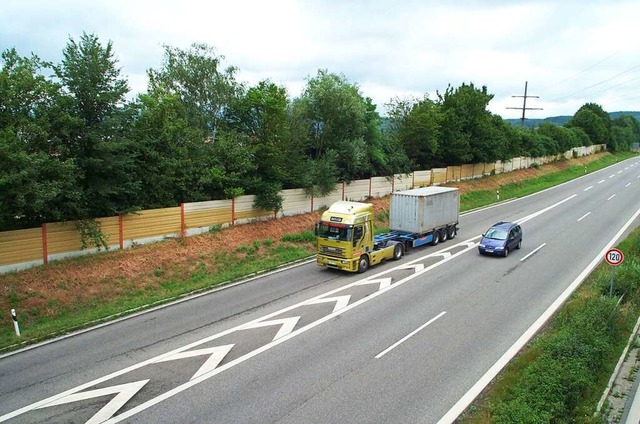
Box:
[565,103,610,146]
[225,80,292,211]
[386,96,440,169]
[128,92,211,207]
[0,48,82,230]
[610,115,640,152]
[436,83,506,164]
[55,33,139,218]
[295,70,376,191]
[148,43,241,141]
[537,123,580,154]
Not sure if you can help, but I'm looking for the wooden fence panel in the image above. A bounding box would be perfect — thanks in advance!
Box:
[393,173,413,192]
[344,180,370,201]
[281,188,311,217]
[234,195,273,224]
[370,177,393,198]
[123,207,181,240]
[460,165,473,180]
[0,228,42,266]
[314,186,343,212]
[184,199,232,229]
[431,168,447,185]
[413,170,431,187]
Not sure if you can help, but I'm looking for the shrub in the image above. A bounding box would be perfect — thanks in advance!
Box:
[281,230,316,243]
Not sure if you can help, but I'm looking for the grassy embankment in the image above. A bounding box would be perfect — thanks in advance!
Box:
[0,152,636,355]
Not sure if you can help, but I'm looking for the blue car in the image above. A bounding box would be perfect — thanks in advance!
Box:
[478,221,522,257]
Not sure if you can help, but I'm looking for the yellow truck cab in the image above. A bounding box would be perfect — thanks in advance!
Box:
[315,201,402,273]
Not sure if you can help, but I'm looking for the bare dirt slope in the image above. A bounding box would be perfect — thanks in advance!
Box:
[0,154,608,323]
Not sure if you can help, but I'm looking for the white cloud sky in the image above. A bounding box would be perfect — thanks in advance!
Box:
[1,0,639,119]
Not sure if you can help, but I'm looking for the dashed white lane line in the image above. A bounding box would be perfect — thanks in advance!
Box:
[584,186,593,192]
[375,311,447,359]
[599,180,606,184]
[608,194,616,201]
[520,243,546,262]
[578,212,591,222]
[610,175,616,178]
[626,183,632,188]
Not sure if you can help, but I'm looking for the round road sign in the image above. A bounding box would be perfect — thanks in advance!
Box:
[605,248,624,266]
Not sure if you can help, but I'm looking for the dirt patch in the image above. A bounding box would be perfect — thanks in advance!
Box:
[0,153,609,328]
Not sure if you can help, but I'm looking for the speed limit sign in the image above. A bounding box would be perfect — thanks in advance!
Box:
[605,248,624,266]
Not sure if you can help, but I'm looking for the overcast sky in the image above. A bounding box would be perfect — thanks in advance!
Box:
[2,0,639,119]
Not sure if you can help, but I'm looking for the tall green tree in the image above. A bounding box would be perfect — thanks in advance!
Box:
[0,48,81,230]
[148,43,241,141]
[565,103,610,146]
[386,96,440,169]
[295,69,376,191]
[128,92,211,206]
[437,83,498,164]
[610,115,640,152]
[225,80,292,211]
[55,32,139,218]
[537,122,580,154]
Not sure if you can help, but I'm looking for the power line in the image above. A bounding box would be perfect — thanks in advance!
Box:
[550,63,640,102]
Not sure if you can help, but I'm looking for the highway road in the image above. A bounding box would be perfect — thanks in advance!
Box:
[1,157,639,424]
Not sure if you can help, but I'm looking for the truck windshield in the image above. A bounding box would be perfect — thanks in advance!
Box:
[318,222,353,242]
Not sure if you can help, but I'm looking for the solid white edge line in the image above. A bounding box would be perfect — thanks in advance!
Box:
[578,212,592,222]
[520,243,546,262]
[436,206,640,424]
[375,311,446,359]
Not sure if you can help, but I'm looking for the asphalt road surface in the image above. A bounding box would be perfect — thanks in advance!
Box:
[1,157,639,424]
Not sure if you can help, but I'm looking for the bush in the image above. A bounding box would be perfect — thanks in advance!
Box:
[491,296,618,422]
[281,230,316,243]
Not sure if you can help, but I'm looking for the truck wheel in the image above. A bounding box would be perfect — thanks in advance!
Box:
[440,229,448,242]
[357,255,370,273]
[448,226,457,239]
[431,231,440,246]
[393,243,403,260]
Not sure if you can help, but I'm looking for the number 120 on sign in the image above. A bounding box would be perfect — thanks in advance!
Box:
[605,248,624,266]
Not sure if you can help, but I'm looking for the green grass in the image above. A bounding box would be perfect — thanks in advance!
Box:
[0,152,636,353]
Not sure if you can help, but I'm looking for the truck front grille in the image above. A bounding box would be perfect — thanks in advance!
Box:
[320,245,346,258]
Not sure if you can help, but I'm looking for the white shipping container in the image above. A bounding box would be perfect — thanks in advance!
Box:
[389,187,459,234]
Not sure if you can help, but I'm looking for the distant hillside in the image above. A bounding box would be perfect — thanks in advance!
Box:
[506,111,640,128]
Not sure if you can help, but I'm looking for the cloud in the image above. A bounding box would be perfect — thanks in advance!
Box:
[1,0,638,117]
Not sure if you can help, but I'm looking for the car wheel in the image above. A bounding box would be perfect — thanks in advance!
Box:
[431,231,440,246]
[517,239,522,249]
[393,243,403,260]
[357,255,370,273]
[440,229,448,242]
[503,247,509,258]
[448,226,457,239]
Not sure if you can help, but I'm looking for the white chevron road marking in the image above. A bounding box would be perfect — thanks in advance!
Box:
[37,380,149,424]
[156,344,235,381]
